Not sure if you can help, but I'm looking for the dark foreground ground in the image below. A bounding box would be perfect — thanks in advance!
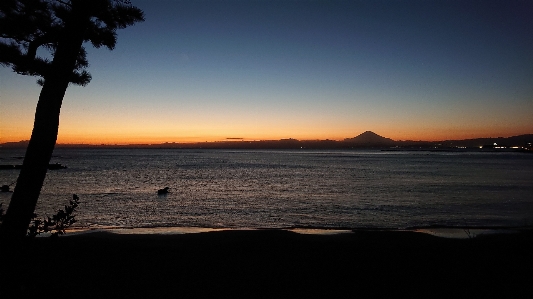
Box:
[1,229,533,298]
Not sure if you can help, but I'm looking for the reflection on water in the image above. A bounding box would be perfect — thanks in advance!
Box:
[107,227,226,235]
[56,227,226,236]
[66,226,354,236]
[415,228,519,239]
[1,148,533,230]
[289,228,353,235]
[59,226,520,238]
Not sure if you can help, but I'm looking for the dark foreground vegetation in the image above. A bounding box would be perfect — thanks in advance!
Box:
[1,229,532,298]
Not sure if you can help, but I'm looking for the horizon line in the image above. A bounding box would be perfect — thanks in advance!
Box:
[2,132,532,147]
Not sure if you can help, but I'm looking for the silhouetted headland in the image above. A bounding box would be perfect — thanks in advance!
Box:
[0,163,67,170]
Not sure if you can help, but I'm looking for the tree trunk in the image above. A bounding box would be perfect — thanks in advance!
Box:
[0,4,90,239]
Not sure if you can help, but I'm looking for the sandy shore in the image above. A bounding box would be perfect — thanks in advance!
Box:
[2,229,533,298]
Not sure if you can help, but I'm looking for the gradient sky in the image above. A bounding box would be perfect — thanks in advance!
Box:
[1,0,532,144]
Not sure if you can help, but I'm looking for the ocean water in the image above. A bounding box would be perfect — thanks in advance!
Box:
[1,148,532,229]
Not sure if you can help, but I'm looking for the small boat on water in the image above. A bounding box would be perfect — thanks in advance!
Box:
[158,187,170,195]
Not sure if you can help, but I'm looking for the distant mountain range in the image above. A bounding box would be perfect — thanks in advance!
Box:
[1,132,532,150]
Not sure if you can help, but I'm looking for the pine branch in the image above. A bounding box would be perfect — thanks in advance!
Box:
[1,0,143,86]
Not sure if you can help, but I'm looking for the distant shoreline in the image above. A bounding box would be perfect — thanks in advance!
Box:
[2,132,532,150]
[0,138,533,152]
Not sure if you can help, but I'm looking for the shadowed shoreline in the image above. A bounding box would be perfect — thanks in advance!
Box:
[2,229,532,298]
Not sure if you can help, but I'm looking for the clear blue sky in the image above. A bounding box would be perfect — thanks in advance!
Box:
[1,0,532,144]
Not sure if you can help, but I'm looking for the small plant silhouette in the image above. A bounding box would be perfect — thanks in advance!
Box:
[463,228,474,239]
[27,194,80,238]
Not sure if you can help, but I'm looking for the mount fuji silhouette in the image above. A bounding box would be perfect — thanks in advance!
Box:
[343,131,396,146]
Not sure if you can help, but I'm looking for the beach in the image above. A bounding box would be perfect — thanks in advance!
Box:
[2,229,532,298]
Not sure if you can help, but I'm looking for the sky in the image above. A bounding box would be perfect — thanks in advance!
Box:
[1,0,532,144]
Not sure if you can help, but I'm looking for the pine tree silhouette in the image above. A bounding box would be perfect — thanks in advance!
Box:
[0,0,144,238]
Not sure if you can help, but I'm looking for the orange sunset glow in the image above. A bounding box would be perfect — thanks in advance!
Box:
[1,0,532,145]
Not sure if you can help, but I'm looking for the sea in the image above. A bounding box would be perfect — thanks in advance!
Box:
[1,148,533,230]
